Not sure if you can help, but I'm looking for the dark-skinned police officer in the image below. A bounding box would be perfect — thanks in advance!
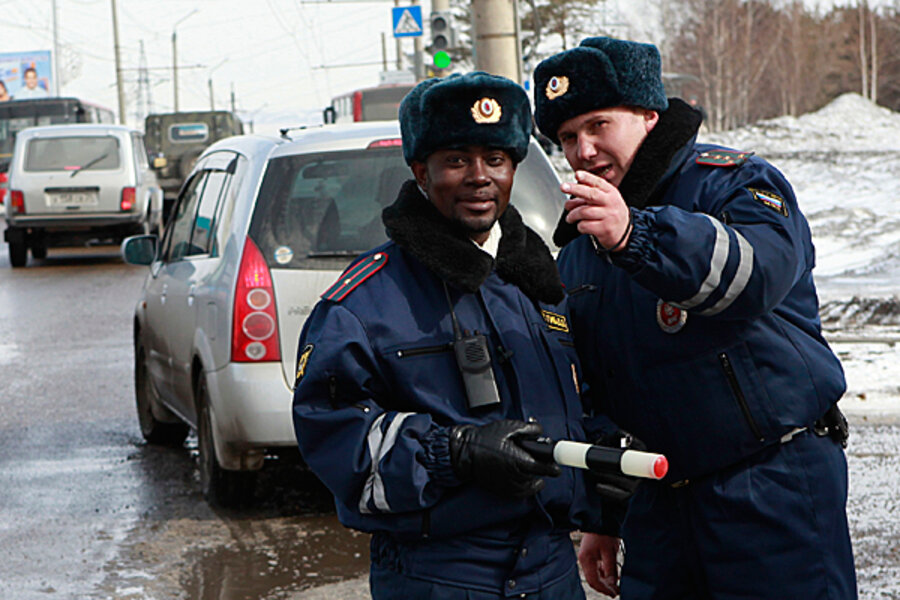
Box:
[292,72,608,600]
[532,37,857,599]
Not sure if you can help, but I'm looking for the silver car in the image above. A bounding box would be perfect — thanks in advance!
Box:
[4,124,163,267]
[121,121,567,507]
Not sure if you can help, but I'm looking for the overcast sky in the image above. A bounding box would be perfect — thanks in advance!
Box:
[0,0,882,133]
[1,0,441,132]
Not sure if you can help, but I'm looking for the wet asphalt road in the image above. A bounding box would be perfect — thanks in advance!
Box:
[0,237,898,600]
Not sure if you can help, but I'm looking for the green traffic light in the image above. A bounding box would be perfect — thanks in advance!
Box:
[433,51,451,70]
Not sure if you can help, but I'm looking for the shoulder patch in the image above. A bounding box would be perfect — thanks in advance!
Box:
[696,150,753,167]
[294,343,314,388]
[541,309,569,333]
[321,252,388,302]
[749,187,788,216]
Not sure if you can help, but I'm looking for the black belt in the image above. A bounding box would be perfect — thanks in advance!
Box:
[668,426,810,489]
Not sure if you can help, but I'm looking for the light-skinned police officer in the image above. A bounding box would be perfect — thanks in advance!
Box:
[533,37,857,599]
[292,72,608,600]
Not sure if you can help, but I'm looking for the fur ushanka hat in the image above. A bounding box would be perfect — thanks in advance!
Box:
[399,71,532,165]
[533,37,669,144]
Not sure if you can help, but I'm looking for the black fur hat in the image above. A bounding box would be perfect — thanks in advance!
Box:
[399,71,532,165]
[533,37,669,144]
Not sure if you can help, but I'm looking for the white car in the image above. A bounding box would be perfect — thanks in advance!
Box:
[4,124,163,267]
[121,121,567,507]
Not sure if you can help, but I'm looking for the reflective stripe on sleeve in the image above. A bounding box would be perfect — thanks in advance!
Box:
[359,412,415,514]
[699,229,754,316]
[676,215,729,309]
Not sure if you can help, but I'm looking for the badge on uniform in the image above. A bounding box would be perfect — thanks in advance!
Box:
[749,188,788,216]
[471,97,502,124]
[295,344,314,387]
[656,299,687,333]
[541,309,569,333]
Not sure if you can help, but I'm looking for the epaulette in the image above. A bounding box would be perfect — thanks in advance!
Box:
[320,252,388,302]
[696,149,753,167]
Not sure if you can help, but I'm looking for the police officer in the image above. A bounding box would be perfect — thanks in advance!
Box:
[533,37,857,599]
[292,72,608,599]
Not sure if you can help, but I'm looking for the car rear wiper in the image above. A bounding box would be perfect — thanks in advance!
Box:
[307,250,362,258]
[70,152,110,177]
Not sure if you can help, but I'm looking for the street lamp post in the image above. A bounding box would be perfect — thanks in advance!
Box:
[172,9,199,112]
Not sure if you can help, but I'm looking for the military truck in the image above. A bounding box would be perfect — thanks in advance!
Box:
[144,111,243,216]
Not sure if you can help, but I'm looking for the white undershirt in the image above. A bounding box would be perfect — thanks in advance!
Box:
[472,221,501,259]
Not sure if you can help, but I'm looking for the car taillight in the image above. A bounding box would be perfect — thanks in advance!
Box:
[120,187,136,211]
[10,190,24,214]
[0,172,7,205]
[367,138,403,148]
[232,237,281,362]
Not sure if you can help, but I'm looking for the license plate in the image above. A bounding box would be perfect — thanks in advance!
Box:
[46,191,99,207]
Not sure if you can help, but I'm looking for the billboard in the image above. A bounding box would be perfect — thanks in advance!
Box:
[0,50,53,100]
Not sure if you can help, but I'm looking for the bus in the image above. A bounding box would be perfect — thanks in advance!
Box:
[323,84,414,124]
[0,97,115,173]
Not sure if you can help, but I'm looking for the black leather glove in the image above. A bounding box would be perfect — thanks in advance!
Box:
[591,430,645,506]
[815,403,849,448]
[449,419,561,498]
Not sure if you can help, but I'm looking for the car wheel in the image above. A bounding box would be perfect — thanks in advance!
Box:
[196,375,257,508]
[135,343,189,445]
[8,239,27,267]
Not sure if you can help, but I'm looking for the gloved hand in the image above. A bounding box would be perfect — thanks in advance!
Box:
[449,419,561,498]
[815,403,849,448]
[591,430,645,506]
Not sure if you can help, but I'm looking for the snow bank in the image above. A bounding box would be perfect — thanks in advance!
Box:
[701,92,900,153]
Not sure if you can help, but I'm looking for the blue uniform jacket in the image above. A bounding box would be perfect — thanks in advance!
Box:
[293,182,605,595]
[556,99,846,483]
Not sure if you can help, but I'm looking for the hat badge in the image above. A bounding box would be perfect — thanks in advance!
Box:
[546,75,569,100]
[471,97,502,124]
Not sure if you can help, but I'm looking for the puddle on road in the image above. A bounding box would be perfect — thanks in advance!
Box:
[181,513,370,600]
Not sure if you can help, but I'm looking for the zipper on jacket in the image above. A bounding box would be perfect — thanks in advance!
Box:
[395,342,453,359]
[718,352,765,442]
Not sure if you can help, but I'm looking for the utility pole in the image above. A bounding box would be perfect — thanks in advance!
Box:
[471,0,521,84]
[412,0,424,80]
[394,0,403,70]
[51,0,61,95]
[172,31,179,111]
[172,9,199,113]
[207,59,227,111]
[110,0,127,124]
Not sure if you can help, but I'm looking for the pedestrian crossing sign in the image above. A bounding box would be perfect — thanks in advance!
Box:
[392,5,423,38]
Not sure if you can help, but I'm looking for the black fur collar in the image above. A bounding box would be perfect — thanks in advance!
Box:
[383,180,564,304]
[553,98,703,248]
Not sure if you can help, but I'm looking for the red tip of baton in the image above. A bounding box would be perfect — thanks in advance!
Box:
[653,456,669,479]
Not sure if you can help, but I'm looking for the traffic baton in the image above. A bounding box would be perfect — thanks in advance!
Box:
[519,437,668,480]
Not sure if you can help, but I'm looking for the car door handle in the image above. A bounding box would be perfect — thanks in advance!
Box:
[161,283,167,304]
[188,284,196,306]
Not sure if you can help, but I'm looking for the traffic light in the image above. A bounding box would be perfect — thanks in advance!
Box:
[429,11,455,53]
[429,11,455,74]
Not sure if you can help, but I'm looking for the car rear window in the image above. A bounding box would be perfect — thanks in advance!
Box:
[250,147,410,269]
[168,123,209,143]
[249,142,565,270]
[24,136,121,172]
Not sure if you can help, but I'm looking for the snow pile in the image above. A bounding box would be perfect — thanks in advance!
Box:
[701,92,900,153]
